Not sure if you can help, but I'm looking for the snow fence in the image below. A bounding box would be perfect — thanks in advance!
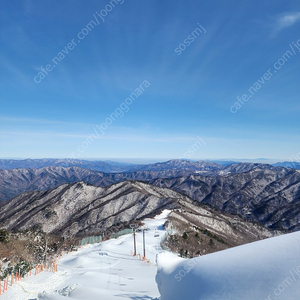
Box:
[79,236,102,246]
[78,228,133,246]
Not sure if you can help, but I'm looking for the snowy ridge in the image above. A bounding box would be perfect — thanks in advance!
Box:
[156,231,300,300]
[0,181,184,237]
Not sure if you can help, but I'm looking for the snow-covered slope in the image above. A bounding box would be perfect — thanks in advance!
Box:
[2,210,299,300]
[156,231,300,300]
[0,211,169,300]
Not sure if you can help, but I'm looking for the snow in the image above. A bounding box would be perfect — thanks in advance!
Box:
[2,209,300,300]
[0,210,171,300]
[156,231,300,300]
[218,170,231,175]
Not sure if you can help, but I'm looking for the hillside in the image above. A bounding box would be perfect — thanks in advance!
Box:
[0,181,278,254]
[0,211,169,300]
[151,168,300,231]
[0,181,180,237]
[161,207,280,256]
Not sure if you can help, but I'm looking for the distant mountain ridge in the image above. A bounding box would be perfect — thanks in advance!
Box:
[0,166,209,201]
[0,158,224,173]
[0,162,282,201]
[273,161,300,169]
[1,158,300,172]
[126,159,222,172]
[217,162,283,175]
[0,158,135,172]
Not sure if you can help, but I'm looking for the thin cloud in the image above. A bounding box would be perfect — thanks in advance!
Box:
[273,12,300,34]
[0,131,204,143]
[0,116,94,127]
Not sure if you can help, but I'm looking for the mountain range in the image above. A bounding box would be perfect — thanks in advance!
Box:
[126,159,222,172]
[151,167,300,231]
[0,181,179,237]
[0,180,278,251]
[1,159,300,233]
[0,162,284,201]
[0,166,201,201]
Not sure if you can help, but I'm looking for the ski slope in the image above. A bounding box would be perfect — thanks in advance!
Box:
[2,209,300,300]
[0,210,170,300]
[156,230,300,300]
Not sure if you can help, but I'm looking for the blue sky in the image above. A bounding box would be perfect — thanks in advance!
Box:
[1,0,300,160]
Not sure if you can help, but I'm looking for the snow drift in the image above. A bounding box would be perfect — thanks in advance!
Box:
[156,231,300,300]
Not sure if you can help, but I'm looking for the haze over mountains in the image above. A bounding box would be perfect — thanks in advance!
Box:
[0,158,135,172]
[273,161,300,169]
[1,158,299,172]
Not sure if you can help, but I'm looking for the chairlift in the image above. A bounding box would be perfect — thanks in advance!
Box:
[154,229,159,237]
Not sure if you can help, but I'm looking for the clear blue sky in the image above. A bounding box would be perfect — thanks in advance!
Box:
[1,0,300,160]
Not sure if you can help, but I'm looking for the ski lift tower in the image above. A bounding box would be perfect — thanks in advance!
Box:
[130,223,139,256]
[141,226,146,258]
